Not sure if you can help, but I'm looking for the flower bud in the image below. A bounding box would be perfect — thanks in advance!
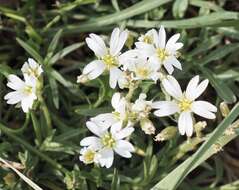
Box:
[154,126,177,142]
[77,74,89,83]
[140,118,155,135]
[4,173,16,187]
[125,32,134,49]
[220,102,230,117]
[194,121,207,137]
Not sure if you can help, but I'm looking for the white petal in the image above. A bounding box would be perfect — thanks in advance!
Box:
[191,101,217,119]
[111,92,121,109]
[86,36,107,57]
[7,75,25,90]
[110,28,120,55]
[91,113,116,129]
[185,75,199,100]
[4,91,23,104]
[113,126,134,140]
[110,121,122,136]
[166,56,182,70]
[152,101,179,117]
[166,33,183,51]
[194,79,209,100]
[162,75,183,100]
[83,60,105,80]
[109,67,122,89]
[157,25,166,48]
[98,148,114,168]
[163,60,174,74]
[114,140,134,158]
[178,112,193,136]
[119,49,139,67]
[89,33,107,52]
[80,136,102,150]
[110,29,128,56]
[135,42,155,57]
[86,121,106,137]
[21,97,33,113]
[28,58,37,69]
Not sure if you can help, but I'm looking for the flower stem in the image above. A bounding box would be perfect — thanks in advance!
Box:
[126,81,139,101]
[30,112,42,144]
[39,94,52,135]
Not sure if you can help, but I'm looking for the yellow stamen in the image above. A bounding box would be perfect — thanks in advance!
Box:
[23,86,33,95]
[156,48,169,62]
[101,133,116,148]
[136,68,150,78]
[83,149,96,164]
[178,98,192,112]
[102,54,117,69]
[143,35,153,44]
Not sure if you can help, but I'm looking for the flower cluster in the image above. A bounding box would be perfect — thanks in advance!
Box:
[78,26,218,168]
[4,58,43,113]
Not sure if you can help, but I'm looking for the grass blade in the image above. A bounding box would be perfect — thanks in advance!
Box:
[151,103,239,190]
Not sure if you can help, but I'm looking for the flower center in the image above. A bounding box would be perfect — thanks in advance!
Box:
[143,36,153,44]
[156,48,169,62]
[102,54,117,69]
[83,149,96,164]
[23,86,33,95]
[178,98,192,112]
[113,111,120,120]
[101,133,116,148]
[136,68,150,78]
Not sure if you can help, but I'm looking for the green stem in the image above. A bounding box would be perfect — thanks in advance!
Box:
[39,95,52,135]
[126,81,139,101]
[30,112,42,144]
[2,113,30,134]
[0,122,68,174]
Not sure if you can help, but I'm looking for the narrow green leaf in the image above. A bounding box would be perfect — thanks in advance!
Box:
[16,38,44,64]
[49,77,59,109]
[75,106,112,116]
[173,0,188,18]
[126,11,239,29]
[151,104,239,190]
[0,64,14,77]
[111,168,120,190]
[47,29,63,56]
[49,42,84,65]
[200,43,239,66]
[200,68,236,103]
[53,0,171,34]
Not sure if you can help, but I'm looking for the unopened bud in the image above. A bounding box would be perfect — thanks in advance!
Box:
[125,32,134,49]
[154,126,177,142]
[194,121,207,137]
[224,127,235,136]
[77,74,89,83]
[213,143,223,154]
[140,118,155,135]
[220,102,230,117]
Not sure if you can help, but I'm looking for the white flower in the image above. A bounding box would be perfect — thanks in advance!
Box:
[126,56,160,82]
[4,74,37,113]
[135,26,183,74]
[152,75,217,137]
[21,58,43,79]
[132,93,152,118]
[138,29,157,44]
[91,93,128,129]
[79,147,99,165]
[81,28,128,88]
[80,121,135,168]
